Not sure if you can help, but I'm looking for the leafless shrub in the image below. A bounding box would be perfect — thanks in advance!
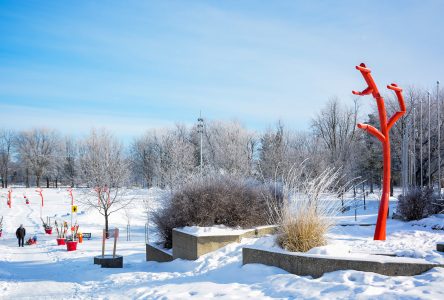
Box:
[397,187,438,221]
[153,173,277,248]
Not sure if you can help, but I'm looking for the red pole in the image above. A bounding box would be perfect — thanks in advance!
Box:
[68,188,74,206]
[352,63,406,240]
[7,189,12,208]
[36,189,43,207]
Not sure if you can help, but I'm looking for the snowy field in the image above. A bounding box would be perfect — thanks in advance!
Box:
[0,188,443,299]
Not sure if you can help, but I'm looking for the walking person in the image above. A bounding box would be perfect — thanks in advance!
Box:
[16,224,26,247]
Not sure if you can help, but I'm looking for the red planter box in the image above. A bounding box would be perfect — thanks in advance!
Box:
[66,241,78,251]
[56,238,66,245]
[45,227,52,234]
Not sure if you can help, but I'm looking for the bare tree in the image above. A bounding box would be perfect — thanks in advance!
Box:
[259,121,288,179]
[130,131,161,188]
[15,128,60,187]
[203,120,256,176]
[62,136,78,187]
[78,129,131,236]
[0,129,15,188]
[159,124,195,189]
[311,97,360,181]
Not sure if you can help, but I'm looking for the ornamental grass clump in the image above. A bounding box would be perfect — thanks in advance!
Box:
[274,165,346,252]
[277,206,331,252]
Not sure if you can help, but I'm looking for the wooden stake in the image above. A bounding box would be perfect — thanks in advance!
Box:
[102,229,106,258]
[113,228,118,258]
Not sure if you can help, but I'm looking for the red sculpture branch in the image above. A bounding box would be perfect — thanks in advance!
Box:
[352,63,406,240]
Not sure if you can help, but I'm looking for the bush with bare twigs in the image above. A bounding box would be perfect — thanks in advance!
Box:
[397,187,440,221]
[153,173,280,248]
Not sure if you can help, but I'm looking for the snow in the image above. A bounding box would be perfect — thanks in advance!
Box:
[1,188,444,299]
[176,225,251,237]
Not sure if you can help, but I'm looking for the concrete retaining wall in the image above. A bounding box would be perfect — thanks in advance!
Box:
[146,225,278,262]
[243,247,444,278]
[240,225,278,239]
[173,230,240,260]
[146,243,174,262]
[172,225,279,261]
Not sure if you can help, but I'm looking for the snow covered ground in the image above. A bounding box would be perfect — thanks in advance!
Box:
[0,188,443,299]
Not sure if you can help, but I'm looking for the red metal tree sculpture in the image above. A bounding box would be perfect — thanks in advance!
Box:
[352,63,406,240]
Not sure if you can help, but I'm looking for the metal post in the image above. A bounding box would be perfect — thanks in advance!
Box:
[402,124,409,196]
[413,107,416,186]
[428,91,431,187]
[420,98,423,186]
[71,208,73,238]
[362,182,366,210]
[438,81,441,196]
[197,112,204,175]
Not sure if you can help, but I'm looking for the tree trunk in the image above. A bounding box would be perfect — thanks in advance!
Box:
[36,175,40,187]
[105,213,109,239]
[26,169,30,188]
[55,178,58,188]
[1,178,4,188]
[370,176,374,193]
[390,177,394,196]
[46,177,50,188]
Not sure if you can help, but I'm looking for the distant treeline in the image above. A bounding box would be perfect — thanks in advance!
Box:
[1,86,442,192]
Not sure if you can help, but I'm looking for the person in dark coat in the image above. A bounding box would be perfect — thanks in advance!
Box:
[16,224,26,247]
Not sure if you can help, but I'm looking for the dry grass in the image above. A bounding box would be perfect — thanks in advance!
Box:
[277,206,330,252]
[270,165,348,252]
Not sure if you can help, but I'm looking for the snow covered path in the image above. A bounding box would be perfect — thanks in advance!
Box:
[1,188,444,299]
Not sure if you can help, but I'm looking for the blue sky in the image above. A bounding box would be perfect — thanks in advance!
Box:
[1,0,443,140]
